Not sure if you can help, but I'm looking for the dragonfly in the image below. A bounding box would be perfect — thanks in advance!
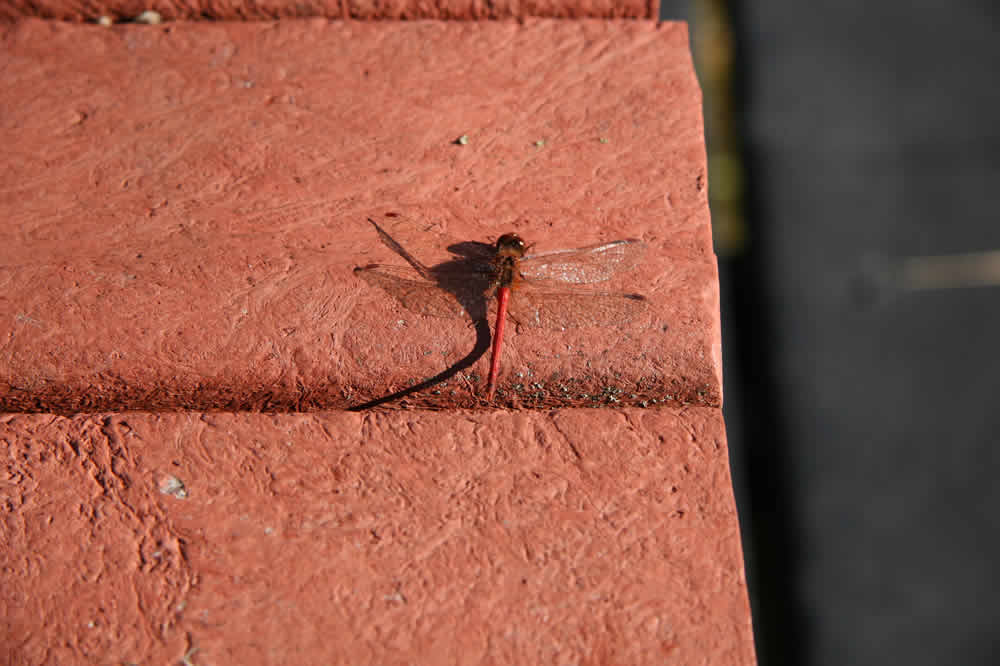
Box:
[355,216,647,400]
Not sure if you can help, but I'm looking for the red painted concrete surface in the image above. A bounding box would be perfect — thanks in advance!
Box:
[0,0,657,23]
[1,409,752,664]
[1,19,720,412]
[0,16,754,665]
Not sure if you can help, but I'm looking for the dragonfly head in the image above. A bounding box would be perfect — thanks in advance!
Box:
[495,233,527,259]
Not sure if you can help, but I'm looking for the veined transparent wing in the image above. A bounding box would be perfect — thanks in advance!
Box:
[354,264,486,319]
[507,286,648,329]
[519,239,645,285]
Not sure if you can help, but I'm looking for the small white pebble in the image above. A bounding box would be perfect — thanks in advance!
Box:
[97,15,113,27]
[136,10,162,24]
[159,475,187,499]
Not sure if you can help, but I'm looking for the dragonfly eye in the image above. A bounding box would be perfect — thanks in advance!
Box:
[496,233,526,256]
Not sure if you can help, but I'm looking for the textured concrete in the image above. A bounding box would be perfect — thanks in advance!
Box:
[0,408,753,665]
[0,19,719,411]
[0,0,658,22]
[0,15,751,666]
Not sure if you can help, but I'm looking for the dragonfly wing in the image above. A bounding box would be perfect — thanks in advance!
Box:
[519,239,645,285]
[507,288,648,329]
[367,218,434,279]
[354,264,475,319]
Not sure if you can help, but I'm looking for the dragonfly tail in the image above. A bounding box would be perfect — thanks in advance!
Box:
[486,286,510,400]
